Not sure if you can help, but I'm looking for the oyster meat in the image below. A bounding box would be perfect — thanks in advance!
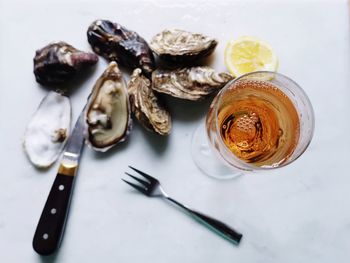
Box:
[152,67,233,101]
[149,29,218,63]
[128,69,171,135]
[87,20,155,77]
[23,91,71,168]
[34,41,98,86]
[86,62,131,151]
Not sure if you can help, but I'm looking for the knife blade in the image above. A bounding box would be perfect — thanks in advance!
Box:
[32,104,87,255]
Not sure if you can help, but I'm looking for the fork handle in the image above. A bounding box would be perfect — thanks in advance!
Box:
[167,197,242,245]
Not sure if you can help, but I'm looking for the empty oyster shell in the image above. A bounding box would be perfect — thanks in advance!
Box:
[86,62,131,151]
[149,29,218,63]
[87,20,155,77]
[23,91,71,168]
[128,69,171,135]
[152,67,233,101]
[34,41,98,86]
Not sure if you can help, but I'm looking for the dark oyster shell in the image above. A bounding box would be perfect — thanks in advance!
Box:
[128,69,171,135]
[87,20,155,77]
[152,67,233,101]
[85,62,131,152]
[149,29,218,63]
[34,41,98,86]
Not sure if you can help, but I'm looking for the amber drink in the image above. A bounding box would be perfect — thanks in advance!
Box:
[217,79,300,167]
[203,71,314,175]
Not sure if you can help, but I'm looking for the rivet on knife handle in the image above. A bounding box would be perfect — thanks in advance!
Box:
[32,166,77,255]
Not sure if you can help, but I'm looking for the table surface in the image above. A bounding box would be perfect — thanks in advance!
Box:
[1,0,349,262]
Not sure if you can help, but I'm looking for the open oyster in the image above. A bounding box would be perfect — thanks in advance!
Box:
[128,69,171,135]
[149,29,218,63]
[87,20,155,77]
[23,91,71,168]
[34,41,98,86]
[85,62,131,151]
[152,67,233,101]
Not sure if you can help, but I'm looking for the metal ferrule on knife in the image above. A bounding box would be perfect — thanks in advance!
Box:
[58,152,80,176]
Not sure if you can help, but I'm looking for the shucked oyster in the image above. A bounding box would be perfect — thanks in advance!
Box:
[87,20,155,77]
[34,41,98,86]
[128,69,171,135]
[152,67,233,101]
[86,62,131,151]
[149,29,218,63]
[23,91,71,168]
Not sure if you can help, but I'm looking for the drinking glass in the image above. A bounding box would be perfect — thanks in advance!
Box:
[191,71,315,179]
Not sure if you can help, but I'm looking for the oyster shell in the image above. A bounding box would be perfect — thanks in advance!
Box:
[34,41,98,86]
[149,29,218,63]
[87,20,155,77]
[152,67,233,101]
[86,62,131,151]
[128,69,171,135]
[23,91,71,168]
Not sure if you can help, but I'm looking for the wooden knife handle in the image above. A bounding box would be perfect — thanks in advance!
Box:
[32,172,75,255]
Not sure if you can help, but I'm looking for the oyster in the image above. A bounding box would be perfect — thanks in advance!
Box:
[87,20,155,77]
[128,69,171,135]
[149,29,218,63]
[34,41,98,86]
[152,67,233,101]
[23,91,71,168]
[86,62,131,151]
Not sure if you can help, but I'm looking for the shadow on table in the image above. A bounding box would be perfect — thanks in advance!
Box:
[136,121,170,155]
[36,252,58,263]
[164,94,212,123]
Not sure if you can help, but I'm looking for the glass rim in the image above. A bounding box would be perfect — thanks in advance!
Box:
[213,70,315,171]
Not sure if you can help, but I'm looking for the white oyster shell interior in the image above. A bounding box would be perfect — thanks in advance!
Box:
[23,91,71,168]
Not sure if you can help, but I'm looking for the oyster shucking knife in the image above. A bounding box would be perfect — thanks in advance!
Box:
[33,104,86,255]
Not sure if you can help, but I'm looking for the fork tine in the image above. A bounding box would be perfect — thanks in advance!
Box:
[122,179,147,194]
[125,172,149,187]
[128,166,157,183]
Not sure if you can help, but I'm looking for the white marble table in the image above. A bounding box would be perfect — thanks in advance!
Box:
[0,0,349,262]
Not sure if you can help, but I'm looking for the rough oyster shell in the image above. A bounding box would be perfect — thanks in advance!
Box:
[23,91,71,168]
[86,62,131,151]
[152,67,233,101]
[128,69,171,135]
[34,41,98,86]
[149,29,218,63]
[87,20,155,77]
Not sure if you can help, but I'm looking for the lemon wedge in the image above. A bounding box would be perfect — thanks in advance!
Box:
[224,36,278,77]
